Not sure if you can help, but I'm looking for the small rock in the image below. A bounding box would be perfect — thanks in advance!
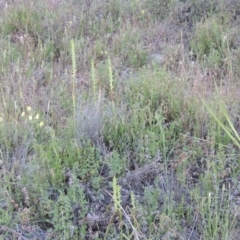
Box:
[148,53,165,65]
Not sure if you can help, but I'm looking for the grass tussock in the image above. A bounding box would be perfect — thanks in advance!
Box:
[1,0,240,239]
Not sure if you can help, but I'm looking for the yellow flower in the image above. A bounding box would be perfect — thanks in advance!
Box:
[21,112,26,117]
[27,106,31,112]
[29,115,32,121]
[39,121,44,127]
[35,114,40,120]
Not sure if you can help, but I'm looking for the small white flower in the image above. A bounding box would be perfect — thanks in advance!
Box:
[35,114,40,120]
[39,121,44,127]
[29,115,32,121]
[26,106,31,112]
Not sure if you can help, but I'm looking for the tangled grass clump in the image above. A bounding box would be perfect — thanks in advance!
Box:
[1,0,240,239]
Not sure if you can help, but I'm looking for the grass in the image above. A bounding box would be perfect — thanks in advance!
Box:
[0,0,240,239]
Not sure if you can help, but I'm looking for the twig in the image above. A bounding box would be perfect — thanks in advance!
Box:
[0,225,30,240]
